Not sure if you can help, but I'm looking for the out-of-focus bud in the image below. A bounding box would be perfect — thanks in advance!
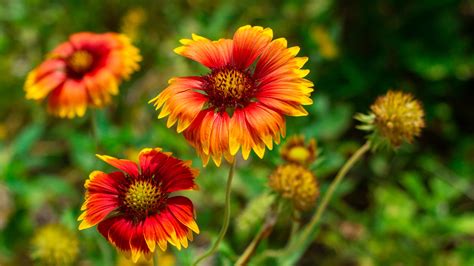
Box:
[356,90,425,149]
[269,164,319,211]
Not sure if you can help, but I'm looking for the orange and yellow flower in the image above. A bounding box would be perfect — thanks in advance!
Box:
[25,32,141,118]
[150,25,314,166]
[78,148,199,262]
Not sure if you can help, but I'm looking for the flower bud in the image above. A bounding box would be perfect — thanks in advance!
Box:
[269,164,319,211]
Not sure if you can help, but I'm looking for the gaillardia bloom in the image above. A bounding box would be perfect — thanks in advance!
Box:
[25,32,141,118]
[150,25,314,166]
[78,148,199,262]
[269,164,319,211]
[280,135,317,166]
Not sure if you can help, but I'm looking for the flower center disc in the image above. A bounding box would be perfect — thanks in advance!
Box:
[288,146,311,163]
[124,180,162,215]
[206,68,255,110]
[67,50,94,75]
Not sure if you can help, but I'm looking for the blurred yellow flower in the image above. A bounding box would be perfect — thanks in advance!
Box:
[312,26,338,59]
[269,164,319,211]
[371,90,425,147]
[356,90,425,148]
[31,224,79,266]
[121,7,147,40]
[280,135,317,166]
[123,147,141,161]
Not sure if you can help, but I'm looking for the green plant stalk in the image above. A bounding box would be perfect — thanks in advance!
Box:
[90,110,100,150]
[97,238,113,266]
[281,141,371,263]
[286,210,300,249]
[235,197,282,265]
[153,249,158,266]
[193,160,236,266]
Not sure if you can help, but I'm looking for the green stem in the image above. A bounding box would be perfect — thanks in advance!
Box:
[235,198,282,265]
[153,249,158,266]
[96,238,113,266]
[284,141,371,259]
[193,160,236,266]
[286,210,300,248]
[90,110,100,150]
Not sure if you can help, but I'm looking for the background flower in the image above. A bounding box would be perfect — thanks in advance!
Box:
[31,224,79,266]
[356,90,425,149]
[268,163,319,211]
[24,32,141,118]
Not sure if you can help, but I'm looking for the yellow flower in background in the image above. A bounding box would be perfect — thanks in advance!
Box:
[370,90,425,147]
[123,147,141,161]
[269,164,319,211]
[280,135,317,166]
[312,26,338,60]
[121,7,147,40]
[31,224,79,266]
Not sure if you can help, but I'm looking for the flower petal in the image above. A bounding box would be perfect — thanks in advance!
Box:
[25,69,66,100]
[47,79,88,118]
[143,214,170,252]
[209,112,231,166]
[158,157,198,193]
[232,25,273,69]
[96,154,139,177]
[167,196,199,234]
[229,108,259,159]
[97,216,133,252]
[83,69,119,107]
[244,103,286,151]
[174,35,233,69]
[78,193,119,230]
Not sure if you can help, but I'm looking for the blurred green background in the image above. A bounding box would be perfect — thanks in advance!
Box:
[0,0,473,265]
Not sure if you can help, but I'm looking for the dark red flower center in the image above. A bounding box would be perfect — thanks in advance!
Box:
[67,50,94,77]
[123,179,166,219]
[204,67,256,111]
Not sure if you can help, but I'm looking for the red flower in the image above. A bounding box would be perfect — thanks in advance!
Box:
[25,32,141,118]
[150,25,313,166]
[78,148,199,262]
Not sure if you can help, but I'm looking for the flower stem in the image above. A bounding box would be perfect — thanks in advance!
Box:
[283,141,371,261]
[153,249,158,266]
[286,210,300,248]
[193,160,236,266]
[235,198,282,265]
[90,110,100,150]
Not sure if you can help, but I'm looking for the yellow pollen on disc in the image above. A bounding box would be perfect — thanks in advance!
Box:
[125,181,162,213]
[287,146,311,164]
[67,50,93,74]
[211,68,252,100]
